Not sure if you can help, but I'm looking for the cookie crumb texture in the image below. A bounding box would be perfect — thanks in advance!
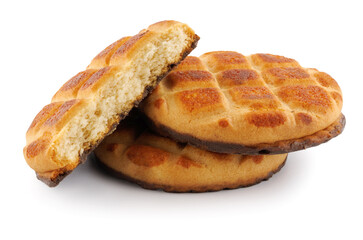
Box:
[24,21,199,186]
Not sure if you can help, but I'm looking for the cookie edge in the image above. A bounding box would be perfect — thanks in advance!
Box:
[143,113,346,155]
[91,153,287,193]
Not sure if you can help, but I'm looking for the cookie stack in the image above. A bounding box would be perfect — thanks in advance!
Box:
[24,21,345,192]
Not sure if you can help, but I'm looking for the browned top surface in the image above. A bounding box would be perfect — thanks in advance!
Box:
[28,102,62,131]
[112,31,149,58]
[25,20,198,173]
[217,69,261,87]
[26,137,51,159]
[43,100,78,127]
[142,51,343,145]
[157,53,341,120]
[31,21,194,138]
[37,32,156,132]
[174,56,205,71]
[176,88,224,113]
[58,70,97,92]
[278,85,332,113]
[79,67,112,90]
[95,118,285,171]
[126,144,169,167]
[93,37,130,62]
[29,32,150,140]
[165,70,215,90]
[256,54,295,63]
[202,51,250,72]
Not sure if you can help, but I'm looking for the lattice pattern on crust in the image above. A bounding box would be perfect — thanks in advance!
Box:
[94,119,287,192]
[24,21,199,181]
[142,52,343,145]
[27,61,122,145]
[98,120,279,168]
[27,30,153,137]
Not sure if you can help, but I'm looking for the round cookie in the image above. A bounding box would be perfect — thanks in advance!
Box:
[141,52,345,154]
[93,118,287,193]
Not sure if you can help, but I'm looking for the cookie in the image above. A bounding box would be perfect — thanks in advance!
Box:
[141,52,345,154]
[93,117,287,192]
[24,21,199,186]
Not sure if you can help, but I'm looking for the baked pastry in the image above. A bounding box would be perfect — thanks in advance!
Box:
[141,52,345,154]
[93,117,287,193]
[23,21,199,186]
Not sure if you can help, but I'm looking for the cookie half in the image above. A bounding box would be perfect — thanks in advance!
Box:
[24,21,199,186]
[93,118,287,193]
[141,52,345,154]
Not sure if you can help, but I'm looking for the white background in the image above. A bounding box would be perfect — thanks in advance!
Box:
[1,0,362,239]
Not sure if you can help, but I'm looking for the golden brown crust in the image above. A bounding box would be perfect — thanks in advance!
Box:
[24,21,199,186]
[141,52,344,153]
[27,102,62,133]
[94,154,287,193]
[176,88,224,113]
[87,37,130,69]
[217,69,260,87]
[52,69,97,102]
[93,117,288,193]
[112,31,150,58]
[126,144,169,167]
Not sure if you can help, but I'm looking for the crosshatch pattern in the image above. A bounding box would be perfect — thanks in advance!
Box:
[25,39,136,167]
[142,52,343,146]
[94,119,287,192]
[23,21,199,184]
